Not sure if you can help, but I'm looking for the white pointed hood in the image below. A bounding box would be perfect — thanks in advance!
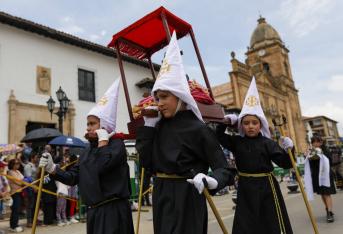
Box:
[152,31,203,122]
[238,77,271,138]
[87,78,120,133]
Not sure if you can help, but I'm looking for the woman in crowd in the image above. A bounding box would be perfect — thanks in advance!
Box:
[8,159,24,232]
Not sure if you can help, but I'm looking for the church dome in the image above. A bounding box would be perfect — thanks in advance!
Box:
[250,17,282,50]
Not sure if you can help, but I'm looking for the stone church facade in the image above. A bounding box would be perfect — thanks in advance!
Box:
[213,17,308,153]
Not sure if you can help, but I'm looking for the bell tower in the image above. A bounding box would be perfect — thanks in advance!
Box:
[225,16,308,152]
[246,17,297,88]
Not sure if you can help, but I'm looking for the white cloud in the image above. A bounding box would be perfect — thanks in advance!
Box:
[303,101,343,135]
[327,75,343,92]
[184,64,229,86]
[87,30,108,42]
[58,16,84,35]
[279,0,335,37]
[89,34,100,42]
[100,30,107,36]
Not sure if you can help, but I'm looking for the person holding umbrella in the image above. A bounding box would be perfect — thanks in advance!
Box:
[39,79,134,234]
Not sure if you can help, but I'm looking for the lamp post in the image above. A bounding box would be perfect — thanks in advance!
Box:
[46,86,70,134]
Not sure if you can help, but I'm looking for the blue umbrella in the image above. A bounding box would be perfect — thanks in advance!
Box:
[48,135,86,148]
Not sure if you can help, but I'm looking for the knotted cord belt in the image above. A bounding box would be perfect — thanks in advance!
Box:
[87,196,120,209]
[155,172,187,179]
[238,171,286,234]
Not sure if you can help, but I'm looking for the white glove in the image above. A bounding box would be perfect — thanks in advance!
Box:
[39,152,56,173]
[43,175,51,184]
[143,106,161,127]
[187,173,218,194]
[224,114,238,125]
[95,129,115,142]
[280,137,294,150]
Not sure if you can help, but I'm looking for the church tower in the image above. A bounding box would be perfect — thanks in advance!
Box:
[246,16,295,90]
[220,17,308,152]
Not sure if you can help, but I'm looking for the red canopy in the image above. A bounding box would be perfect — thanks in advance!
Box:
[107,6,192,60]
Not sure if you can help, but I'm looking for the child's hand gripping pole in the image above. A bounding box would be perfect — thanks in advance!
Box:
[272,115,319,234]
[189,169,229,234]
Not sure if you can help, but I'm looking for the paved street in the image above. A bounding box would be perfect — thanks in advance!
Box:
[0,183,342,233]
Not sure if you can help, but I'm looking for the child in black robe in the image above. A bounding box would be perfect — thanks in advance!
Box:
[39,80,134,234]
[136,32,232,234]
[216,77,295,234]
[304,135,336,222]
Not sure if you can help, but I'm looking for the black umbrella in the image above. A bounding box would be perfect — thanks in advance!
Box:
[21,128,62,143]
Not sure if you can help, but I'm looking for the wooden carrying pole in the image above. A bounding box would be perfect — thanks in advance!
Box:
[115,42,134,121]
[273,116,319,234]
[31,167,45,234]
[202,183,229,234]
[135,168,145,234]
[189,29,214,99]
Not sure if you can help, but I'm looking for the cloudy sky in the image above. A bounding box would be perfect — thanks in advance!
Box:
[1,0,342,134]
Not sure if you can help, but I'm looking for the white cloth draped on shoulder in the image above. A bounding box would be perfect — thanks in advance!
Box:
[304,150,330,201]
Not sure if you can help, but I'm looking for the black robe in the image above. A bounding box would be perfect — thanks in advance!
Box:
[309,145,336,195]
[53,138,134,234]
[216,124,293,234]
[136,110,232,234]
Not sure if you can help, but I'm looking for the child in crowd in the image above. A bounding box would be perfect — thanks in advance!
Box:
[55,159,70,226]
[66,154,79,224]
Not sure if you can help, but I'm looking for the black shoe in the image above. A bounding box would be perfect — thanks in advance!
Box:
[327,211,334,223]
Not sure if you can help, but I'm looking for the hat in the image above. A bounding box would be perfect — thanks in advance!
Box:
[152,31,203,122]
[238,77,271,138]
[87,78,120,133]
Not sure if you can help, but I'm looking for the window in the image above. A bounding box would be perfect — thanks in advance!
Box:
[312,119,322,126]
[327,121,333,128]
[263,63,270,72]
[78,69,95,102]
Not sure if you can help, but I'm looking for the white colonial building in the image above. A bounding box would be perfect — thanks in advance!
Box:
[0,11,158,144]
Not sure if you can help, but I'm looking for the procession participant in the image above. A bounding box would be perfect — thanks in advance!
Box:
[216,77,294,234]
[304,135,336,223]
[136,32,232,234]
[39,79,134,234]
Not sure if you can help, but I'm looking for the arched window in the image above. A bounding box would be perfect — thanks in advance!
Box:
[263,63,270,72]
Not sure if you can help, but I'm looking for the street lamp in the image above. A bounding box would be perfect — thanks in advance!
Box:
[46,86,70,134]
